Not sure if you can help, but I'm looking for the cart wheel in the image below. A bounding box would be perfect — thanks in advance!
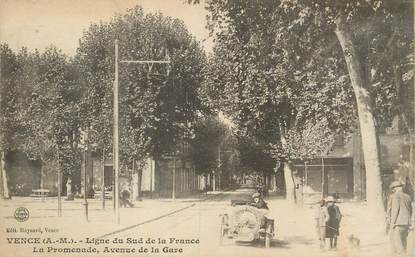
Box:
[265,221,272,248]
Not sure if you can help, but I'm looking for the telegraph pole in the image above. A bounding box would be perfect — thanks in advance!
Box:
[150,159,153,199]
[218,146,221,191]
[172,157,176,200]
[57,149,62,217]
[113,39,170,223]
[83,149,89,222]
[114,40,120,224]
[102,148,105,210]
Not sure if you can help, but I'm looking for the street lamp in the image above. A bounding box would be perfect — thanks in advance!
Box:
[113,39,170,224]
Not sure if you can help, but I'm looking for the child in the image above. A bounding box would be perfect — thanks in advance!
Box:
[325,196,342,250]
[315,199,329,249]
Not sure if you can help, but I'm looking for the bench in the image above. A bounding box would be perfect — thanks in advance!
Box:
[94,190,113,199]
[30,189,50,200]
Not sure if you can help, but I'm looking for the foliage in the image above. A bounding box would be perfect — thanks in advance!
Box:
[275,0,414,131]
[236,136,275,175]
[75,6,207,167]
[0,44,25,152]
[199,0,353,162]
[189,116,233,174]
[199,0,413,164]
[19,46,82,175]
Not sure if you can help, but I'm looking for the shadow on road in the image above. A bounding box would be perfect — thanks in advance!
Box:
[220,238,291,249]
[282,235,314,245]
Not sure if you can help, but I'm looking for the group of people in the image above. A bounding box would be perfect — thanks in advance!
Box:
[315,196,342,251]
[249,179,413,255]
[248,191,342,250]
[316,180,413,254]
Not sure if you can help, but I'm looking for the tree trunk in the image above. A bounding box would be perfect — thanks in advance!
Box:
[283,162,296,203]
[137,168,142,201]
[335,19,384,216]
[40,161,45,189]
[1,151,10,199]
[279,123,297,203]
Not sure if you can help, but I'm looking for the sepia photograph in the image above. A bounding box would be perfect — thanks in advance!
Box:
[0,0,414,256]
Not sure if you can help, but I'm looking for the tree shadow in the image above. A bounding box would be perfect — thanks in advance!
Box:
[220,238,291,249]
[282,235,315,245]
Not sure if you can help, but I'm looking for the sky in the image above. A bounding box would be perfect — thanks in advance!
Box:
[0,0,213,56]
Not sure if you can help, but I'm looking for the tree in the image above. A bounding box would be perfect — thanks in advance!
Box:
[20,46,82,189]
[199,0,356,203]
[196,0,413,212]
[0,44,23,198]
[237,137,275,187]
[189,116,238,189]
[277,0,413,213]
[75,6,207,186]
[190,117,227,175]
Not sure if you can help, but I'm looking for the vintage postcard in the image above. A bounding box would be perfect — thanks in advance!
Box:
[0,0,414,256]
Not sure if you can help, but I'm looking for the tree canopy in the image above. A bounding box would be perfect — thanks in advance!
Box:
[200,0,357,162]
[75,6,207,166]
[197,0,413,209]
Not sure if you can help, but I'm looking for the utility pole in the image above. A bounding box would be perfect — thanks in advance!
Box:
[83,149,89,221]
[102,148,105,210]
[114,40,120,224]
[212,171,216,192]
[150,159,153,199]
[57,149,62,217]
[172,157,176,200]
[113,39,170,223]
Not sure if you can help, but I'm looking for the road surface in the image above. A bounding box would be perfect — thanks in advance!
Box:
[0,188,400,257]
[97,188,349,257]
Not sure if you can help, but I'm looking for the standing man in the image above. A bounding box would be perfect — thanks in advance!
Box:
[325,196,342,251]
[387,181,412,255]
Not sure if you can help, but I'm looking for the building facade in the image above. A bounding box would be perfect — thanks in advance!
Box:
[290,132,414,202]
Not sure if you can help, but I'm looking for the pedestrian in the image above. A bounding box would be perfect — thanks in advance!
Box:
[387,181,412,255]
[249,192,269,210]
[325,196,342,251]
[315,199,329,250]
[120,188,134,208]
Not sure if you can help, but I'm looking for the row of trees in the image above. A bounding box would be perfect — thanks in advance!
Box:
[194,0,413,215]
[1,2,413,217]
[0,45,82,197]
[0,7,223,197]
[75,8,208,165]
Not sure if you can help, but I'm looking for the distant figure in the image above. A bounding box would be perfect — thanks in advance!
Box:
[256,185,268,199]
[120,189,134,208]
[315,199,329,250]
[66,178,74,201]
[249,192,269,210]
[387,181,412,255]
[325,196,342,251]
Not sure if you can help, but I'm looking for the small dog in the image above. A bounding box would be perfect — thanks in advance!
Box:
[347,234,360,249]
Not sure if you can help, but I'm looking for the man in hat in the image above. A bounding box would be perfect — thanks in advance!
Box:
[249,192,269,210]
[325,195,342,250]
[249,192,269,229]
[387,181,412,255]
